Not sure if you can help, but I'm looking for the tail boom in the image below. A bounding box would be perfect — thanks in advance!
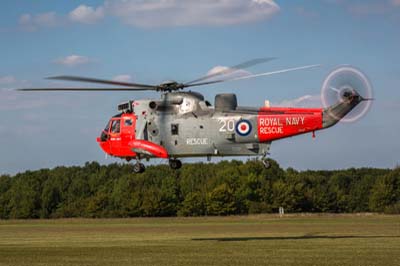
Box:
[257,107,324,142]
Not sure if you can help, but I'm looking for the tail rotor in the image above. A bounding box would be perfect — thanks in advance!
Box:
[321,66,373,123]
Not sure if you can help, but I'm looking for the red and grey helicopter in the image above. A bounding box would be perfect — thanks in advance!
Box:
[19,59,373,173]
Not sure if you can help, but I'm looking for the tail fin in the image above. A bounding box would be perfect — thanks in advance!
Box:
[322,89,371,128]
[321,66,373,126]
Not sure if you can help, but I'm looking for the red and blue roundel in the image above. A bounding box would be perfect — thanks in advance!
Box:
[236,119,252,136]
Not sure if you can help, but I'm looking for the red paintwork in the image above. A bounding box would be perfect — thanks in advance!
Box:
[129,139,169,158]
[97,112,169,159]
[257,107,324,142]
[97,113,137,158]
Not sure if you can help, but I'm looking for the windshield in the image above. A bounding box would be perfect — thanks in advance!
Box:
[111,119,121,133]
[104,120,111,132]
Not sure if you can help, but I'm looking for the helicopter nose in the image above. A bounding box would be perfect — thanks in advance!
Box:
[97,132,111,155]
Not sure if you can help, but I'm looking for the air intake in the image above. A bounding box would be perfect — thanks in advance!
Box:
[118,101,134,113]
[215,94,237,111]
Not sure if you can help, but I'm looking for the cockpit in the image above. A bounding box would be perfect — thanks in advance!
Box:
[100,113,135,142]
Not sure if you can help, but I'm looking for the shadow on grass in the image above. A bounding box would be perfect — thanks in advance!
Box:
[192,235,400,242]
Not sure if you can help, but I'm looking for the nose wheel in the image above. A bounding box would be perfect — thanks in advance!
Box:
[133,162,145,173]
[169,159,182,170]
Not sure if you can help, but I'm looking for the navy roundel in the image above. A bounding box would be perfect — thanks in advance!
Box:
[236,119,252,136]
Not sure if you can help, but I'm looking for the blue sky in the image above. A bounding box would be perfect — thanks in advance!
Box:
[1,0,399,174]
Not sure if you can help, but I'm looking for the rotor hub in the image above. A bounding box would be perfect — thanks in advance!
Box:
[158,80,184,91]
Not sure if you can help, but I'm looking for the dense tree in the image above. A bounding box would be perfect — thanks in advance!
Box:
[178,192,206,216]
[207,183,236,215]
[0,175,12,218]
[0,160,397,219]
[369,168,400,212]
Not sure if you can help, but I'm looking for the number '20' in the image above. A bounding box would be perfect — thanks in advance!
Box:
[219,120,235,132]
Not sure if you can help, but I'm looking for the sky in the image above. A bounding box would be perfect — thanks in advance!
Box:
[0,0,399,175]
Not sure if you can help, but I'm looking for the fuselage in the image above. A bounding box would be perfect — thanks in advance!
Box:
[96,91,334,161]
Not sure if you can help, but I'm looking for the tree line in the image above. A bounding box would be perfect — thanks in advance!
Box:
[0,160,399,219]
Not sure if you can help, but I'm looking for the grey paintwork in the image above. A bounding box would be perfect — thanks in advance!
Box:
[132,91,270,159]
[322,90,364,128]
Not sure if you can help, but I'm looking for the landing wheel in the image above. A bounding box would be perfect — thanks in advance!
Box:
[262,159,271,169]
[133,163,145,173]
[169,159,182,170]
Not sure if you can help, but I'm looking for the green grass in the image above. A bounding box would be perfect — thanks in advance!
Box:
[0,214,399,266]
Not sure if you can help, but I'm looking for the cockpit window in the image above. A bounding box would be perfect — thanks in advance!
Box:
[124,119,133,126]
[111,120,120,133]
[104,121,111,132]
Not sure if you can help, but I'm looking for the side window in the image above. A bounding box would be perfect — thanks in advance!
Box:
[111,120,121,133]
[171,124,179,135]
[124,119,133,126]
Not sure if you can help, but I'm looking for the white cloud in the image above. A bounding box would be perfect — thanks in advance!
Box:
[18,0,279,30]
[19,14,31,24]
[19,12,60,31]
[0,76,17,85]
[104,0,280,28]
[113,75,133,82]
[69,5,105,24]
[55,55,91,67]
[206,66,251,80]
[275,94,322,107]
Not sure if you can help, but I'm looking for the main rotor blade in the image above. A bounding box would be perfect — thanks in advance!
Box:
[17,87,155,91]
[47,75,157,89]
[184,57,276,86]
[186,64,321,88]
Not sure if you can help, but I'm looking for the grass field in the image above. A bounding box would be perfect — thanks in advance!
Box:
[0,214,399,266]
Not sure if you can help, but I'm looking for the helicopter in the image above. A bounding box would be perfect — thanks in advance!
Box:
[18,59,373,173]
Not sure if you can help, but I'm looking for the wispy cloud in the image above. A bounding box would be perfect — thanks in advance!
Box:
[104,0,280,28]
[16,0,279,30]
[0,75,17,85]
[113,74,133,82]
[55,55,91,67]
[0,79,90,111]
[69,5,105,24]
[206,66,251,80]
[275,94,322,107]
[0,76,44,110]
[0,90,48,110]
[19,12,62,31]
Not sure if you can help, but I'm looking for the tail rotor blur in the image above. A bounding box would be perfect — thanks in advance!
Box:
[321,66,373,123]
